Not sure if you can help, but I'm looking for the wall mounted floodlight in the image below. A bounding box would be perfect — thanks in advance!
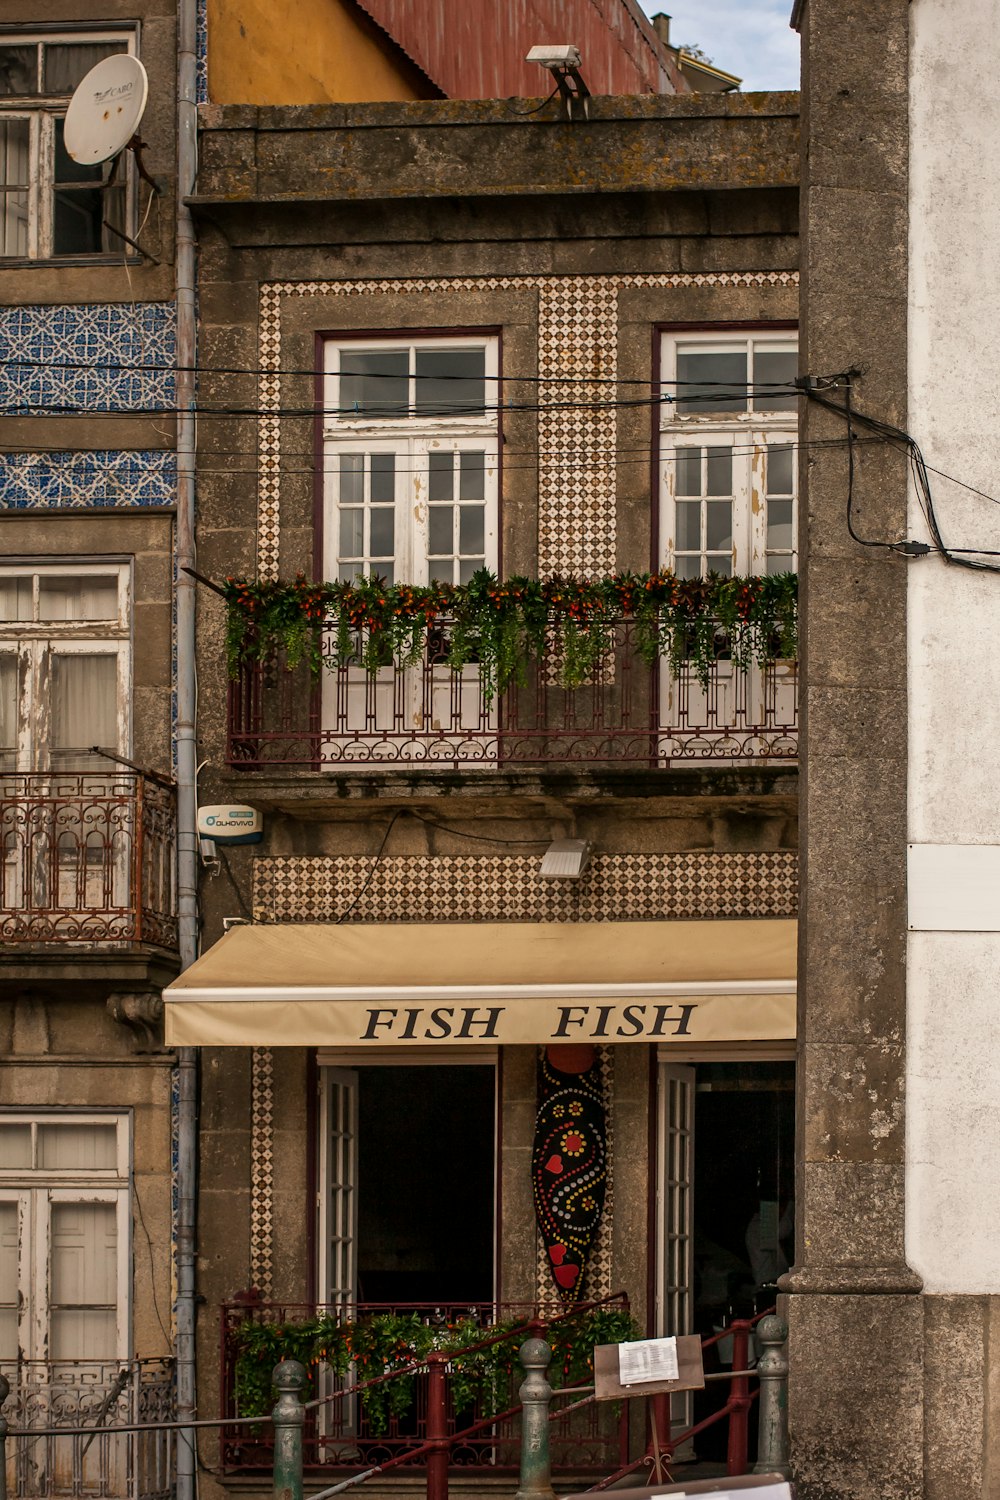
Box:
[540,839,593,880]
[525,44,591,119]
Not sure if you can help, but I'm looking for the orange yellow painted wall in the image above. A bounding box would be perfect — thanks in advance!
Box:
[207,0,434,104]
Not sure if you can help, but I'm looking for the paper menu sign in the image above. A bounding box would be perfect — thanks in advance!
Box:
[617,1336,680,1386]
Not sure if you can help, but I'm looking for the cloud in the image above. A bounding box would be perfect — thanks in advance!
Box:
[639,0,800,91]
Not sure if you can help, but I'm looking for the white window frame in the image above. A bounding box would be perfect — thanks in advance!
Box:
[0,29,137,261]
[0,560,131,772]
[658,331,798,578]
[322,336,501,586]
[0,1111,131,1364]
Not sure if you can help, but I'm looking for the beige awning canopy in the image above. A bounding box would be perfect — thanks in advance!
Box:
[163,919,796,1048]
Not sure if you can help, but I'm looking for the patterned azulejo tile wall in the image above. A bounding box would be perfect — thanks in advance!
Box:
[0,302,176,411]
[0,450,177,509]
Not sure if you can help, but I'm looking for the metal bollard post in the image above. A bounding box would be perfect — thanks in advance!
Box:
[425,1353,450,1500]
[272,1360,306,1500]
[514,1338,555,1500]
[753,1315,790,1478]
[0,1371,9,1500]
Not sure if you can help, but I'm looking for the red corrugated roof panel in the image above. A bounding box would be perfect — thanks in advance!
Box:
[355,0,684,99]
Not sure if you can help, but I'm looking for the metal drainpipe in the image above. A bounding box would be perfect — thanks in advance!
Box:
[174,0,199,1494]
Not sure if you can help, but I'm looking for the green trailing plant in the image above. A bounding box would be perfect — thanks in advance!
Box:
[222,569,798,700]
[230,1305,637,1437]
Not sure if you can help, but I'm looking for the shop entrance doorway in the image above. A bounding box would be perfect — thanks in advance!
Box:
[319,1062,497,1310]
[655,1057,794,1447]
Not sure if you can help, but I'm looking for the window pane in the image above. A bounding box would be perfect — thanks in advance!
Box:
[0,1200,18,1361]
[0,1124,31,1167]
[0,576,31,620]
[51,654,117,762]
[339,454,363,504]
[428,507,453,555]
[459,505,485,556]
[675,500,701,552]
[49,1201,117,1361]
[675,450,701,497]
[766,444,794,495]
[38,1123,116,1170]
[53,185,105,256]
[767,499,794,552]
[754,349,798,411]
[339,351,408,417]
[0,46,38,96]
[706,501,733,552]
[339,508,363,559]
[675,349,748,413]
[458,557,480,584]
[0,120,30,258]
[415,347,486,415]
[0,655,14,772]
[428,451,453,503]
[38,574,118,620]
[675,554,702,580]
[706,447,732,496]
[369,507,394,558]
[369,452,394,503]
[458,451,485,501]
[43,42,128,95]
[710,556,733,577]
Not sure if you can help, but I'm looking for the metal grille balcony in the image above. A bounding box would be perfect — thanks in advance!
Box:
[1,1358,174,1500]
[227,617,797,770]
[0,773,177,949]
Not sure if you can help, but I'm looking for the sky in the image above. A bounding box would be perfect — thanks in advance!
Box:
[638,0,800,91]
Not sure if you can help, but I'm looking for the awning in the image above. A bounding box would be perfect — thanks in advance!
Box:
[163,919,796,1047]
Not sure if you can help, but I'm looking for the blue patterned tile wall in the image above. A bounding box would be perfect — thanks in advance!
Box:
[0,450,177,508]
[197,0,208,104]
[0,303,176,411]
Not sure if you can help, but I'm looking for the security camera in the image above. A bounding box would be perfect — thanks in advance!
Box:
[526,44,582,70]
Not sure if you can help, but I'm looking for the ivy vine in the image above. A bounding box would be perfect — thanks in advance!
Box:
[231,1306,637,1436]
[223,569,798,702]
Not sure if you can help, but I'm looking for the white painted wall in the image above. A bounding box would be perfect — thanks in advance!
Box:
[907,0,1000,1291]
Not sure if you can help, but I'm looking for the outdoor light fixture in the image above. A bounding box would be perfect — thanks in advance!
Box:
[540,838,593,880]
[525,44,591,119]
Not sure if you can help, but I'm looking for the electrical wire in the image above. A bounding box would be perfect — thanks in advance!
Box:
[805,383,1000,572]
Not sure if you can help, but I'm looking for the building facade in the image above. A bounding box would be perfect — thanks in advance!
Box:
[175,89,800,1495]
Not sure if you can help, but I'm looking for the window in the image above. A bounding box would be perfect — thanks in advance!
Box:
[0,1112,130,1364]
[322,336,500,585]
[0,562,130,772]
[659,332,798,578]
[0,31,134,259]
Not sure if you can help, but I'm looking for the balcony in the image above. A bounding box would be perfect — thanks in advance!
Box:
[0,773,177,951]
[227,616,797,771]
[1,1357,174,1500]
[221,1298,631,1477]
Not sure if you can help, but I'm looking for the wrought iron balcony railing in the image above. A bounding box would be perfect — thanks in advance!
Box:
[0,1357,174,1500]
[227,616,797,770]
[0,773,178,949]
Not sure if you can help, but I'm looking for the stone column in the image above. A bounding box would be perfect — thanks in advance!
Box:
[792,0,923,1495]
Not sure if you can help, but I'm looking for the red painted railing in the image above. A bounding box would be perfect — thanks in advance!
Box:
[227,617,797,769]
[0,773,177,949]
[219,1297,630,1477]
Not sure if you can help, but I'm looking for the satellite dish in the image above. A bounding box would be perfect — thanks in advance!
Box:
[63,54,149,166]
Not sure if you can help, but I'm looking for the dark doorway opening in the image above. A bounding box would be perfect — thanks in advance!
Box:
[356,1065,496,1306]
[691,1059,794,1462]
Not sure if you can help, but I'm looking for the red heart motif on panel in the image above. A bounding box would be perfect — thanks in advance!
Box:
[554,1263,580,1289]
[549,1244,567,1265]
[545,1155,564,1175]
